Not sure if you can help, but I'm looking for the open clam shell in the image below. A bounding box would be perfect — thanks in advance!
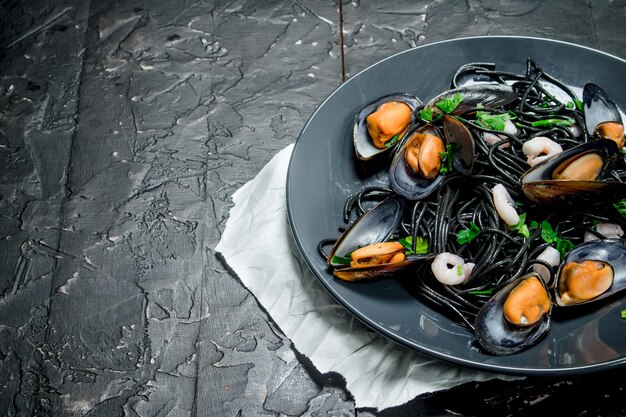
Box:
[353,93,421,161]
[474,272,552,355]
[554,238,626,307]
[389,124,445,200]
[520,139,626,205]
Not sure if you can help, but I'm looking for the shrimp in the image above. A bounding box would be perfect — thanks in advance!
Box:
[532,246,560,283]
[522,136,563,167]
[492,184,519,226]
[431,253,475,285]
[583,223,624,242]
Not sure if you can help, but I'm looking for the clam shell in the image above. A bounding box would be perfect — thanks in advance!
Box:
[353,93,421,161]
[474,272,552,355]
[554,238,626,307]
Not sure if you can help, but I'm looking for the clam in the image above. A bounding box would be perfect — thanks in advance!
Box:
[327,195,428,281]
[554,238,626,306]
[520,139,626,205]
[354,93,421,161]
[474,272,552,355]
[583,83,624,148]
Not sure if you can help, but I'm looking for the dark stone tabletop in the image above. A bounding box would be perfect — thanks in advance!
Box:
[1,1,625,416]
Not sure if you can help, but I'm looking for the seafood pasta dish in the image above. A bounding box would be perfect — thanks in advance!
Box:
[318,60,626,355]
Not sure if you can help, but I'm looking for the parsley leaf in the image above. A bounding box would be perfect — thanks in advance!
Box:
[574,98,584,112]
[399,236,429,255]
[536,220,574,258]
[435,92,463,114]
[419,107,433,122]
[622,309,626,319]
[476,111,510,131]
[531,118,574,128]
[331,254,352,265]
[468,289,494,296]
[384,133,401,148]
[509,212,530,238]
[614,199,626,218]
[439,142,461,174]
[457,222,481,245]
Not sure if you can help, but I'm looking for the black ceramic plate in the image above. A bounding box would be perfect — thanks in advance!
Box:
[286,36,626,375]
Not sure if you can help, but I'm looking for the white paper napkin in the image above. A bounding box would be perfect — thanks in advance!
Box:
[216,144,519,409]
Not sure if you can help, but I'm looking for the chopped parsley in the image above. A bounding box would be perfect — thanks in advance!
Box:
[614,199,626,218]
[435,92,464,114]
[509,212,530,238]
[419,107,433,122]
[399,236,429,255]
[457,222,481,245]
[622,310,626,319]
[476,111,510,131]
[457,265,463,276]
[530,118,574,128]
[331,254,352,265]
[439,142,461,174]
[468,289,494,296]
[384,133,401,148]
[531,220,574,258]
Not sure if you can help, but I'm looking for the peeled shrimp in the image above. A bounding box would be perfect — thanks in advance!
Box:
[483,119,518,148]
[522,136,563,167]
[492,184,519,226]
[431,252,475,285]
[532,246,560,283]
[583,223,624,242]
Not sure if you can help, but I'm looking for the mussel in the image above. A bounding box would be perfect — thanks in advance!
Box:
[554,238,626,306]
[421,84,517,119]
[327,195,428,281]
[474,272,552,355]
[520,139,626,205]
[353,93,421,161]
[389,116,475,200]
[583,83,625,149]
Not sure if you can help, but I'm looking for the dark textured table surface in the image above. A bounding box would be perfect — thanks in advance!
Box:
[2,1,626,416]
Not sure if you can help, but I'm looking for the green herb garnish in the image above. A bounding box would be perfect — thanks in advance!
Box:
[439,142,461,174]
[614,199,626,218]
[509,212,530,239]
[533,220,574,257]
[399,236,429,255]
[622,310,626,319]
[457,222,481,245]
[476,111,510,131]
[419,107,433,122]
[468,289,494,296]
[574,98,584,112]
[384,133,401,148]
[530,118,574,128]
[331,254,352,265]
[435,92,463,114]
[457,265,463,276]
